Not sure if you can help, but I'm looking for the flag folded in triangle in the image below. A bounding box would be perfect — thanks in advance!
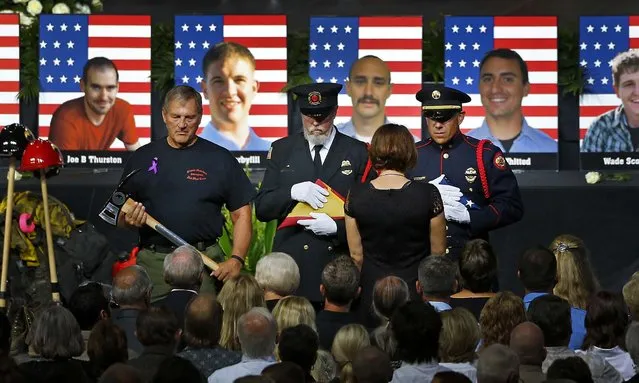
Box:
[278,179,346,229]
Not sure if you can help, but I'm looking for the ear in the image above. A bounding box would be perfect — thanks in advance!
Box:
[99,309,109,320]
[200,78,209,100]
[161,107,168,125]
[614,84,621,99]
[355,286,361,300]
[457,111,466,125]
[253,79,260,93]
[79,79,86,93]
[320,284,326,297]
[416,280,423,295]
[523,81,531,97]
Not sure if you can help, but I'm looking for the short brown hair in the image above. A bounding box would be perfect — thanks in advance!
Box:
[369,123,417,172]
[202,41,256,78]
[459,239,498,293]
[479,291,526,350]
[183,293,223,348]
[612,49,639,87]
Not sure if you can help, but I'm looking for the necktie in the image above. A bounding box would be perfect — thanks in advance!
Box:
[313,145,323,179]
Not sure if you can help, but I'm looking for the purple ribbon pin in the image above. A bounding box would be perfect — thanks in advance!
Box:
[148,157,158,174]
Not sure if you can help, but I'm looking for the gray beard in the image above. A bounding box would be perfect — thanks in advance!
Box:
[303,126,332,146]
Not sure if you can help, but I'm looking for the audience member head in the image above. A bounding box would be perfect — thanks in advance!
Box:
[459,239,498,293]
[546,357,594,383]
[372,275,410,324]
[369,123,418,172]
[151,355,206,383]
[625,321,639,367]
[623,276,639,320]
[331,324,371,383]
[550,234,600,310]
[0,312,10,356]
[278,324,319,377]
[88,319,128,377]
[352,346,393,383]
[30,304,84,359]
[311,349,337,383]
[255,252,300,300]
[509,322,546,366]
[163,245,204,290]
[518,246,557,293]
[392,301,442,364]
[611,49,639,88]
[272,295,317,333]
[99,363,142,383]
[417,255,458,301]
[112,266,153,309]
[68,282,111,331]
[0,354,26,383]
[479,292,526,350]
[476,344,520,383]
[262,362,305,383]
[527,294,572,347]
[439,307,480,363]
[433,371,473,383]
[582,290,629,350]
[183,293,223,349]
[218,274,266,351]
[238,307,277,358]
[135,306,180,348]
[320,255,360,307]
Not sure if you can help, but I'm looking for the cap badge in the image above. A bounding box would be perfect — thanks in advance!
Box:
[431,90,441,100]
[308,91,322,106]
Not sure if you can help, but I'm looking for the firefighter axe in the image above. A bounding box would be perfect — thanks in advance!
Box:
[98,169,219,271]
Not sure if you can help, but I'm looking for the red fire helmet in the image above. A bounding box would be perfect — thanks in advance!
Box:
[20,139,64,177]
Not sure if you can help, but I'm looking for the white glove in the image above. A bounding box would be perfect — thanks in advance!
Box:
[291,182,329,209]
[298,212,338,236]
[443,200,471,224]
[429,174,462,203]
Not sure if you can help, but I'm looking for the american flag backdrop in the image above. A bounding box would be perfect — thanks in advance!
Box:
[174,15,288,141]
[308,16,423,138]
[444,16,558,139]
[0,14,19,127]
[38,15,151,149]
[579,16,639,140]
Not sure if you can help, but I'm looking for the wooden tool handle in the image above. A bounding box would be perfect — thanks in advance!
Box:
[0,158,16,309]
[121,198,219,271]
[40,170,61,302]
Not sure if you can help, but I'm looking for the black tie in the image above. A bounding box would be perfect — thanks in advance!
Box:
[313,145,323,179]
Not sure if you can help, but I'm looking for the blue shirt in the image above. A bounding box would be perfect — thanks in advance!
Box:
[336,117,390,143]
[208,355,276,383]
[199,121,271,151]
[428,301,452,313]
[582,105,636,152]
[523,292,586,350]
[467,118,557,153]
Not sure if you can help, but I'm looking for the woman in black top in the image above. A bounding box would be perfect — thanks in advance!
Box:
[345,124,446,326]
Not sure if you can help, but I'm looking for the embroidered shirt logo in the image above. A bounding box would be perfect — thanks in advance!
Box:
[186,168,207,181]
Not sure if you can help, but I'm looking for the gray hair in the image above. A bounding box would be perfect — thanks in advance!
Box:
[477,344,520,383]
[418,256,458,298]
[163,85,203,115]
[255,252,300,296]
[237,307,277,358]
[112,265,152,306]
[163,245,204,288]
[30,304,84,359]
[626,321,639,367]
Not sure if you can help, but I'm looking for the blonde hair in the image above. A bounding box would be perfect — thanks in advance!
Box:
[439,308,480,363]
[624,277,639,320]
[272,296,317,333]
[479,291,526,350]
[331,324,371,383]
[217,274,265,351]
[550,234,600,310]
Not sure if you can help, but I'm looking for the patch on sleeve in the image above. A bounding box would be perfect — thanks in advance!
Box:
[494,154,507,170]
[266,146,273,160]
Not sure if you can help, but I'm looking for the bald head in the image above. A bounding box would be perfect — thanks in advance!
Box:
[352,346,393,383]
[238,307,277,358]
[346,55,392,123]
[163,245,204,289]
[509,322,546,366]
[112,266,152,308]
[349,55,391,80]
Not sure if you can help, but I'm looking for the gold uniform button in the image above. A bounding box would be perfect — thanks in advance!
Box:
[443,153,449,159]
[445,248,450,254]
[469,187,473,192]
[328,246,333,251]
[303,244,309,250]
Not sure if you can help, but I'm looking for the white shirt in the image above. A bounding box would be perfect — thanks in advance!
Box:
[307,126,337,164]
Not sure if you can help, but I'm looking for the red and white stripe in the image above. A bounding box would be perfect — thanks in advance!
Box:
[199,15,288,141]
[334,16,423,139]
[39,15,151,149]
[0,14,19,127]
[461,16,559,140]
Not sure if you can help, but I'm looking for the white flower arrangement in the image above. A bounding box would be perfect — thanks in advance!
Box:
[26,0,42,16]
[585,171,602,184]
[585,171,631,184]
[51,2,70,13]
[74,2,90,13]
[18,11,32,25]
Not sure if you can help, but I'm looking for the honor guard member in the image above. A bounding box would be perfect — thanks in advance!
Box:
[410,85,523,260]
[255,83,374,309]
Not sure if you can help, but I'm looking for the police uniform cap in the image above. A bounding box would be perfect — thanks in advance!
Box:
[291,82,342,117]
[416,85,472,111]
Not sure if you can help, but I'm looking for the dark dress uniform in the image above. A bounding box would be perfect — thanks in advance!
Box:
[409,85,524,260]
[255,83,373,304]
